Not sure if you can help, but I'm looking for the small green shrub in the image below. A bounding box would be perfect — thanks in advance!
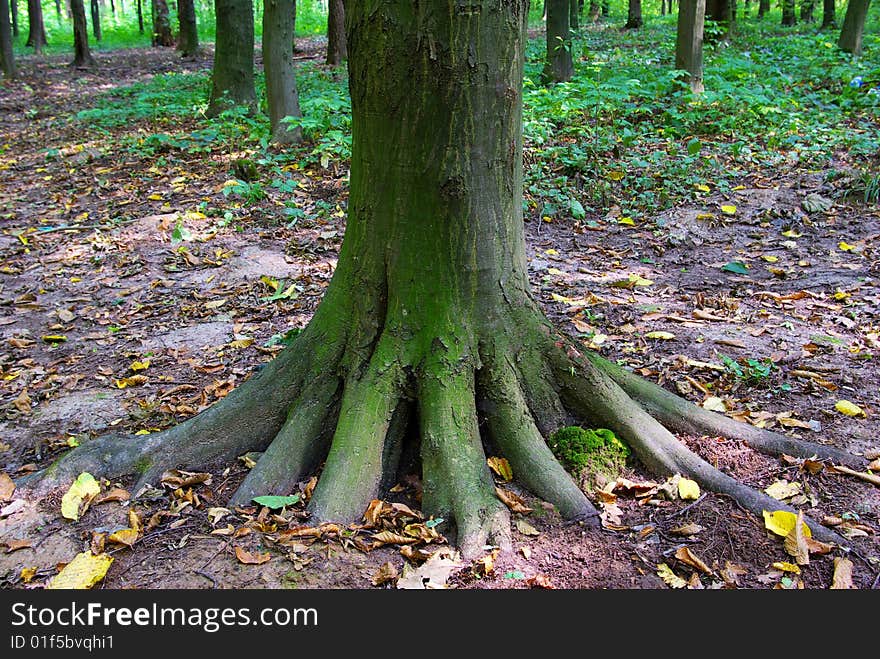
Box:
[547,426,630,488]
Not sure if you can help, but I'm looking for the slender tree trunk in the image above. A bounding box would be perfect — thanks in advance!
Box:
[801,0,815,20]
[676,0,705,93]
[263,0,301,143]
[821,0,836,27]
[782,0,797,24]
[588,0,599,20]
[838,0,871,54]
[0,0,15,78]
[54,0,61,20]
[625,0,643,27]
[110,0,114,13]
[570,0,579,29]
[326,0,345,66]
[177,0,198,57]
[758,0,769,17]
[207,0,255,116]
[25,0,47,51]
[90,0,101,41]
[151,0,173,45]
[544,0,573,83]
[602,0,609,15]
[9,0,16,37]
[70,0,94,67]
[136,0,143,33]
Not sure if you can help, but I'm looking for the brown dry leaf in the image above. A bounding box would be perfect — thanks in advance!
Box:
[94,488,131,505]
[234,546,271,565]
[783,511,810,565]
[473,549,499,577]
[806,537,835,555]
[802,459,825,475]
[303,476,317,501]
[371,562,399,586]
[372,530,419,546]
[4,539,32,553]
[687,572,704,589]
[721,561,748,587]
[830,557,853,589]
[12,389,31,414]
[868,458,880,472]
[90,532,106,555]
[128,509,142,534]
[520,546,532,560]
[396,548,462,589]
[160,469,212,489]
[487,456,513,482]
[670,523,704,536]
[674,546,713,574]
[495,486,533,514]
[526,574,556,589]
[0,472,14,502]
[399,545,434,563]
[363,499,384,526]
[107,529,139,548]
[831,464,880,488]
[390,502,421,519]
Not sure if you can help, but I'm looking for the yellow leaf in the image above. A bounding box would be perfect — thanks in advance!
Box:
[838,242,855,252]
[129,360,150,372]
[694,183,710,193]
[205,298,227,309]
[61,472,101,521]
[835,400,865,417]
[260,275,280,291]
[547,267,565,276]
[544,249,559,256]
[551,293,574,304]
[656,563,687,589]
[761,255,778,263]
[677,478,700,500]
[542,216,552,223]
[781,229,802,238]
[41,335,67,343]
[833,290,850,301]
[107,528,139,548]
[771,561,801,574]
[784,510,810,565]
[487,457,513,482]
[696,213,715,220]
[47,552,113,589]
[607,170,625,181]
[645,331,675,340]
[618,216,635,226]
[20,567,37,583]
[720,204,737,215]
[732,185,746,191]
[229,338,254,349]
[115,375,148,389]
[762,510,812,538]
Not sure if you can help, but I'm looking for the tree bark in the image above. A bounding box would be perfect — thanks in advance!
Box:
[9,0,16,37]
[151,0,173,46]
[177,0,198,57]
[570,0,579,30]
[676,0,705,93]
[70,0,94,67]
[838,0,871,54]
[137,0,143,33]
[25,0,47,52]
[544,0,573,83]
[263,0,301,143]
[326,0,346,66]
[801,0,815,21]
[0,0,15,78]
[602,0,609,15]
[89,0,101,41]
[758,0,769,17]
[207,0,255,116]
[821,0,836,27]
[782,0,797,25]
[625,0,643,28]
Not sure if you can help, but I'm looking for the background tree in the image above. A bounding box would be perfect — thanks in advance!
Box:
[588,0,600,20]
[177,0,199,57]
[821,0,837,26]
[151,0,173,46]
[326,0,345,67]
[838,0,871,54]
[706,0,734,36]
[570,0,580,30]
[207,0,256,116]
[9,0,16,37]
[758,0,770,17]
[782,0,797,25]
[25,0,47,52]
[70,0,94,67]
[263,0,301,144]
[0,0,15,78]
[90,0,101,41]
[676,0,705,93]
[801,0,816,21]
[545,0,573,82]
[137,0,144,33]
[625,0,643,28]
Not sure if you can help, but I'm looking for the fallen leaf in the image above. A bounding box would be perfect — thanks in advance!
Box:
[771,562,801,574]
[678,478,700,500]
[61,472,101,521]
[657,563,687,589]
[372,531,419,546]
[674,547,713,574]
[646,331,676,340]
[396,548,462,589]
[252,494,301,510]
[720,562,747,586]
[496,487,532,514]
[0,472,14,502]
[765,480,802,501]
[12,389,31,414]
[4,539,32,553]
[720,204,737,215]
[129,360,151,372]
[829,464,880,487]
[526,574,556,589]
[371,562,399,586]
[234,547,271,565]
[115,375,148,389]
[47,552,113,589]
[515,518,541,537]
[783,511,810,565]
[830,557,853,589]
[487,456,513,481]
[20,567,37,583]
[763,510,812,538]
[701,397,727,412]
[160,469,212,489]
[93,488,131,505]
[472,549,498,577]
[835,400,866,417]
[868,458,880,472]
[519,546,532,560]
[670,522,704,536]
[107,529,139,548]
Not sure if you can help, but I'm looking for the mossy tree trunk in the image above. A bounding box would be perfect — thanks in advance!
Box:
[0,0,15,78]
[26,0,861,559]
[262,0,301,144]
[151,0,173,46]
[625,0,643,28]
[782,0,797,24]
[676,0,705,93]
[70,0,94,67]
[821,0,837,27]
[326,0,346,66]
[758,0,770,17]
[838,0,871,54]
[545,0,573,83]
[89,0,100,41]
[26,0,47,52]
[177,0,198,57]
[207,0,255,116]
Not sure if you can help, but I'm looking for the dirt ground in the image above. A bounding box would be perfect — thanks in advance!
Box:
[0,45,878,591]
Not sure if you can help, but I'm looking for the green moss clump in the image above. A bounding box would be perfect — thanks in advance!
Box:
[547,426,630,488]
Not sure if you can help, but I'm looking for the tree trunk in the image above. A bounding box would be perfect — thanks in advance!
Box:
[177,0,198,57]
[676,0,705,93]
[602,0,609,15]
[706,0,734,35]
[263,0,301,143]
[570,0,579,30]
[207,0,255,116]
[782,0,797,24]
[151,0,173,46]
[137,0,143,33]
[89,0,101,41]
[588,0,599,20]
[758,0,769,17]
[801,0,815,20]
[0,0,15,78]
[838,0,871,54]
[821,0,836,27]
[625,0,643,28]
[544,0,573,83]
[70,0,94,67]
[28,0,861,559]
[9,0,16,37]
[55,0,61,20]
[326,0,345,66]
[26,0,47,52]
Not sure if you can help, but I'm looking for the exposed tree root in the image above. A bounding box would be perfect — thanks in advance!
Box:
[18,308,865,557]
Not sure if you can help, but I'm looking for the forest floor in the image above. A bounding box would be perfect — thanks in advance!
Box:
[0,34,878,591]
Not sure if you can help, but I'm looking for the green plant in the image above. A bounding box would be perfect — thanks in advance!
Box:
[547,426,630,489]
[719,353,775,383]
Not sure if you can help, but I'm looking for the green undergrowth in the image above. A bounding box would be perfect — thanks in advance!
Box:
[547,426,630,489]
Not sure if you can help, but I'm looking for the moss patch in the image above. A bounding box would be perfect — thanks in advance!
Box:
[547,426,630,490]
